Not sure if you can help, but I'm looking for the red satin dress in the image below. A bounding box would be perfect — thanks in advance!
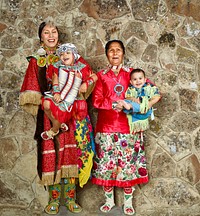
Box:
[91,66,149,187]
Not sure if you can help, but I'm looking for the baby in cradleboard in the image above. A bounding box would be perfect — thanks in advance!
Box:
[116,68,161,134]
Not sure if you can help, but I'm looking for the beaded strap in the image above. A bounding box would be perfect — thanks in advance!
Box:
[85,77,94,89]
[52,84,60,95]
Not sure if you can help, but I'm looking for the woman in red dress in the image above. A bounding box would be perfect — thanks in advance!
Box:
[92,40,155,215]
[19,17,95,215]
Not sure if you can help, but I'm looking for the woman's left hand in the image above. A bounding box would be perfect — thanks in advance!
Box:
[79,83,87,93]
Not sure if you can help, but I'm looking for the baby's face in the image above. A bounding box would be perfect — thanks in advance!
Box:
[130,72,146,89]
[60,50,74,66]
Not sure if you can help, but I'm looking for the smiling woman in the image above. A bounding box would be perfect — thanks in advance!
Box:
[19,17,96,215]
[38,21,59,51]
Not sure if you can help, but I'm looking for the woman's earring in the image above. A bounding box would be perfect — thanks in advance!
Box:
[57,42,61,48]
[40,42,44,48]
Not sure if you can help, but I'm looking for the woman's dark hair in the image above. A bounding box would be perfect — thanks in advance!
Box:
[130,68,145,79]
[105,40,125,56]
[38,21,59,42]
[38,22,46,42]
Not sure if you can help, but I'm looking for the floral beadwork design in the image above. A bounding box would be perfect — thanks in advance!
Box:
[92,132,148,182]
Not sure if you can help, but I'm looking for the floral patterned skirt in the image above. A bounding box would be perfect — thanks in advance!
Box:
[91,132,148,187]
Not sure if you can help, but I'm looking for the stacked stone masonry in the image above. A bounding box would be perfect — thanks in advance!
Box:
[0,0,200,215]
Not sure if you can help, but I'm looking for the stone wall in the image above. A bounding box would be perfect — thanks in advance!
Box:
[0,0,200,215]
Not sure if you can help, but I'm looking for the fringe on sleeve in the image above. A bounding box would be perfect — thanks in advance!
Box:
[19,91,42,115]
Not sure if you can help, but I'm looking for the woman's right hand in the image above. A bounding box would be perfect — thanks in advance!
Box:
[115,101,123,112]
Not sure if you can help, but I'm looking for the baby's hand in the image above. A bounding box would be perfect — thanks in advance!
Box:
[75,71,81,78]
[53,93,61,103]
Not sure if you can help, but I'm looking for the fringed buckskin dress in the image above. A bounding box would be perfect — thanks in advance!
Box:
[19,53,95,188]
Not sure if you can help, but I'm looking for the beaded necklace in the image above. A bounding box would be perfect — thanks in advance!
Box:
[111,64,124,97]
[36,47,59,67]
[112,76,124,97]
